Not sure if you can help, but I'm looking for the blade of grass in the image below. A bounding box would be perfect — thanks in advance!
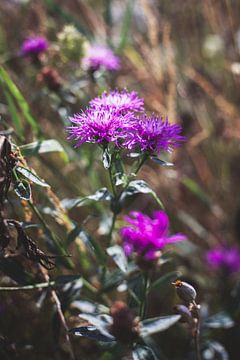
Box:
[0,66,41,136]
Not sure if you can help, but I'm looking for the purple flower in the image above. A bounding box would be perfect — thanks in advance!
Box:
[207,246,240,272]
[122,115,185,154]
[89,89,144,113]
[67,107,134,147]
[121,211,186,262]
[21,36,49,56]
[83,45,120,72]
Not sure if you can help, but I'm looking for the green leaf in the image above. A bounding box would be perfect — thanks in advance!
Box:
[107,245,128,273]
[69,326,115,342]
[181,176,209,205]
[0,66,41,135]
[62,188,112,210]
[204,312,234,329]
[14,181,32,201]
[20,139,68,160]
[203,341,229,360]
[2,87,24,140]
[147,271,181,294]
[123,180,163,208]
[102,147,111,169]
[151,156,173,166]
[117,0,133,52]
[76,228,106,265]
[132,345,158,360]
[16,166,49,187]
[140,315,181,336]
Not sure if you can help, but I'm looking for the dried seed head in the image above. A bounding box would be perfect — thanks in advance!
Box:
[173,280,197,304]
[110,301,139,344]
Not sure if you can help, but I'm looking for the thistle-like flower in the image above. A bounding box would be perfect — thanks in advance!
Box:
[21,36,48,56]
[83,45,120,72]
[121,211,186,266]
[122,115,185,154]
[207,246,240,272]
[89,89,144,113]
[67,107,134,147]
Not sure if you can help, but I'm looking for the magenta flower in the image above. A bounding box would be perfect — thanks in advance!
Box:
[89,89,144,113]
[67,107,134,147]
[121,211,186,262]
[122,115,185,154]
[207,246,240,272]
[21,36,48,56]
[83,45,120,72]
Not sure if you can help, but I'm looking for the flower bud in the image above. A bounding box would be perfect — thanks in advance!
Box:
[110,301,139,344]
[174,304,193,324]
[37,66,62,92]
[173,280,197,304]
[57,25,88,62]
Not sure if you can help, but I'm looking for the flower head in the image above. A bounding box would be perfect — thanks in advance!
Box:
[83,45,120,72]
[67,107,133,147]
[207,246,240,272]
[89,89,144,113]
[122,115,185,154]
[21,36,48,56]
[121,211,186,264]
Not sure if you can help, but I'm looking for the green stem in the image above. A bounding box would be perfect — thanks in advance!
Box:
[0,281,55,291]
[139,272,149,320]
[28,201,74,269]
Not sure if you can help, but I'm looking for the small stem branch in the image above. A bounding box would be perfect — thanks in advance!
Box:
[38,267,75,360]
[0,281,55,291]
[139,272,149,320]
[193,303,201,360]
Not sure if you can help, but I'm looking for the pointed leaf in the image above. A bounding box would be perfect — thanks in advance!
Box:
[151,157,173,166]
[107,245,128,273]
[62,188,112,210]
[132,345,158,360]
[20,139,67,158]
[14,181,32,200]
[102,147,111,169]
[140,315,181,337]
[123,180,163,208]
[16,166,49,187]
[69,326,115,342]
[204,312,234,329]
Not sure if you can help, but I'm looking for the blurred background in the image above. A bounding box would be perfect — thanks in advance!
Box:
[0,0,240,359]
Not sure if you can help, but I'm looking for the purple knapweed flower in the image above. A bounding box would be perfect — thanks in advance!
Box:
[122,115,185,154]
[121,211,186,262]
[67,107,134,147]
[89,89,144,113]
[207,246,240,272]
[83,45,120,72]
[21,36,49,56]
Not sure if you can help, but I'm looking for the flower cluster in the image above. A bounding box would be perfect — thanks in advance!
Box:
[68,107,133,147]
[207,246,240,273]
[121,211,186,265]
[83,45,120,72]
[89,89,144,113]
[21,36,48,57]
[68,89,185,154]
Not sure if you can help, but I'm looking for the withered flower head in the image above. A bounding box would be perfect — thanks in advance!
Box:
[110,301,140,344]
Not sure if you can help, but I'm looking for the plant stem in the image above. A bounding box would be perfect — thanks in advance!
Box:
[28,200,74,269]
[139,272,149,320]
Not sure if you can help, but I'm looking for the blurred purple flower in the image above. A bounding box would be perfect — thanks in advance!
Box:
[207,246,240,272]
[121,211,186,261]
[89,89,144,113]
[67,107,134,147]
[83,45,120,72]
[21,36,49,56]
[122,115,185,154]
